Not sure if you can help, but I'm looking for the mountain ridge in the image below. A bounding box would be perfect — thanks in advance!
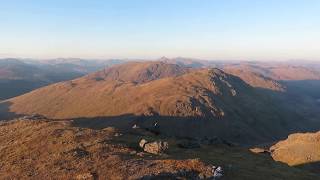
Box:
[1,61,315,144]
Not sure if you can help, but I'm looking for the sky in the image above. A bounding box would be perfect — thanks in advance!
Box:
[0,0,320,61]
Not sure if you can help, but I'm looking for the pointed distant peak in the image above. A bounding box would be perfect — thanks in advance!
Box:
[159,56,170,61]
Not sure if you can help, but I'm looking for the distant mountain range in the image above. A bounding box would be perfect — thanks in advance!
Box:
[2,57,319,101]
[0,58,124,100]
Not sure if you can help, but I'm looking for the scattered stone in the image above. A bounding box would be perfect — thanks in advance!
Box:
[130,151,137,155]
[198,173,205,179]
[76,172,94,180]
[102,127,116,133]
[139,139,148,148]
[19,114,47,120]
[132,124,140,129]
[250,147,270,154]
[153,122,158,128]
[230,89,237,96]
[143,141,168,155]
[71,148,89,158]
[212,166,223,179]
[114,133,122,137]
[139,139,169,155]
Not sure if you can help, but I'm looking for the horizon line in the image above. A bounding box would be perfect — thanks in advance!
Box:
[0,56,319,63]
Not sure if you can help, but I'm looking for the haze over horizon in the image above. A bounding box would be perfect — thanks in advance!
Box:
[2,1,320,179]
[1,0,320,61]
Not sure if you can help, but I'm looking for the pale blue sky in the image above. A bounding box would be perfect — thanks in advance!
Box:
[1,0,320,60]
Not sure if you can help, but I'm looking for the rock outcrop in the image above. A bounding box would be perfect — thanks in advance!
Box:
[139,139,169,155]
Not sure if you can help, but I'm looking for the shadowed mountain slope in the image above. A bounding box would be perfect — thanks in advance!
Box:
[223,65,285,91]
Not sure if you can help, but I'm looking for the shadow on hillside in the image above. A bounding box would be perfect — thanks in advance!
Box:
[264,80,320,125]
[251,79,320,102]
[69,78,320,145]
[294,161,320,175]
[0,80,47,101]
[249,79,320,98]
[282,80,320,104]
[138,170,203,180]
[69,112,320,146]
[0,77,319,145]
[70,114,233,140]
[0,101,24,120]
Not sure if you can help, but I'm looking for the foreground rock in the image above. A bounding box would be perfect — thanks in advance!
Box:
[270,131,320,175]
[18,114,47,120]
[139,139,169,155]
[270,131,320,166]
